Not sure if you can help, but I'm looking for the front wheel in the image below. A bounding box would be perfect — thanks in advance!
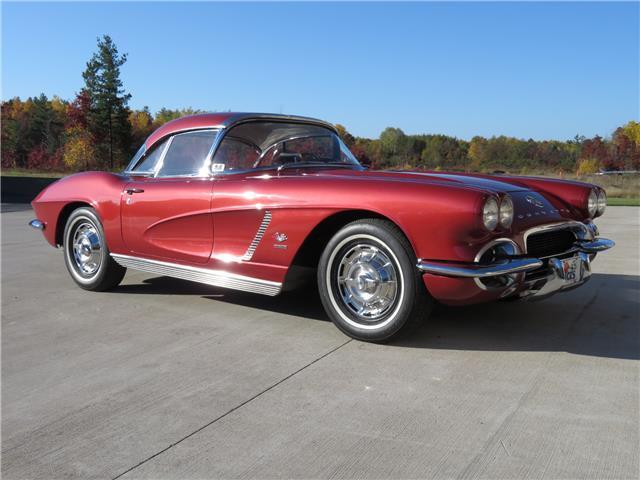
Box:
[63,207,126,291]
[318,219,433,342]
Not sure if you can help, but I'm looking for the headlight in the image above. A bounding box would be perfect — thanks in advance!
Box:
[482,197,499,230]
[596,190,607,216]
[499,195,514,228]
[587,189,598,218]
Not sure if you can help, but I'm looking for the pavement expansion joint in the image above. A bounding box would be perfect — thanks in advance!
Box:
[111,338,353,479]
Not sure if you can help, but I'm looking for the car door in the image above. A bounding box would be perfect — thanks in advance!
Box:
[205,135,271,264]
[121,129,217,265]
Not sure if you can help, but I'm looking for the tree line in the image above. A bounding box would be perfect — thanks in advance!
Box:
[2,35,639,175]
[338,123,640,175]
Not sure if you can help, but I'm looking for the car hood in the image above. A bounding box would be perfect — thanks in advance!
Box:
[318,169,529,193]
[310,168,575,228]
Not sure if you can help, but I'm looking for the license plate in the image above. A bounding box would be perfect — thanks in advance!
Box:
[560,256,581,285]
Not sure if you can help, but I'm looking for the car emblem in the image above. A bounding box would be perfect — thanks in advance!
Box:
[525,195,544,208]
[273,232,287,242]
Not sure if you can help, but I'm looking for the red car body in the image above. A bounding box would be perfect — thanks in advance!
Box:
[31,113,613,308]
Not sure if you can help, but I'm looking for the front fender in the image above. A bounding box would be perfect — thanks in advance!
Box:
[31,172,126,250]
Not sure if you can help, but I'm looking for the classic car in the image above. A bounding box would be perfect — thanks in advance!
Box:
[29,113,614,341]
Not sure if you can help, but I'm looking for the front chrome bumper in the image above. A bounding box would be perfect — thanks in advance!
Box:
[518,252,593,300]
[417,234,614,299]
[416,257,543,278]
[416,238,614,279]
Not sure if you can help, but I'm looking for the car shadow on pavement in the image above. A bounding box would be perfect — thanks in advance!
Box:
[115,273,639,360]
[404,274,639,360]
[114,275,331,320]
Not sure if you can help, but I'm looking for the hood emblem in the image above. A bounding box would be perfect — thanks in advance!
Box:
[525,195,544,208]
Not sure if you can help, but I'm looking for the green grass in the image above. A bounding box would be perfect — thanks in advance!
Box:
[607,197,640,207]
[1,168,67,178]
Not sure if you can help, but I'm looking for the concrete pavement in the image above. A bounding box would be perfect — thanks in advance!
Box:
[2,207,638,479]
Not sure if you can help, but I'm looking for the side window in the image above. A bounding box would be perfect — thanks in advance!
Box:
[211,137,260,172]
[134,138,169,173]
[156,130,217,177]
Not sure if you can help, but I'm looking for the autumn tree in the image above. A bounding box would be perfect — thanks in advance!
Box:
[379,127,409,166]
[580,136,611,170]
[622,121,640,145]
[82,35,132,169]
[63,90,95,170]
[62,126,96,170]
[1,98,20,168]
[334,124,356,147]
[468,136,488,171]
[612,126,640,171]
[1,95,65,170]
[129,107,154,149]
[419,135,468,170]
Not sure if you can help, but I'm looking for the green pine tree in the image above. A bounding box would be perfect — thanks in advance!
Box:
[82,35,132,169]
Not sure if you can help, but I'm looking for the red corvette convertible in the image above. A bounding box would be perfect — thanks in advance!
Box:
[30,113,614,341]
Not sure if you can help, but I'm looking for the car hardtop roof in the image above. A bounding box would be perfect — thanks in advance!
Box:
[145,112,338,150]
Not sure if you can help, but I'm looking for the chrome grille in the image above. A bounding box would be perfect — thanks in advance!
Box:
[526,229,576,258]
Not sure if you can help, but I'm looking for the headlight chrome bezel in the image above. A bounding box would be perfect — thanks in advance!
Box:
[499,195,514,229]
[482,197,500,231]
[587,189,598,218]
[596,189,607,217]
[482,195,514,231]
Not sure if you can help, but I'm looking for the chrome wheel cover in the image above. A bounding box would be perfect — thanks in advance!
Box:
[336,243,398,321]
[71,221,102,276]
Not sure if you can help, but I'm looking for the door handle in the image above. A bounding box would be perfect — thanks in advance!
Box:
[125,188,145,195]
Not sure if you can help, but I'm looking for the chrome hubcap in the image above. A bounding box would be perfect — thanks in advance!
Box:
[337,244,398,320]
[72,222,102,276]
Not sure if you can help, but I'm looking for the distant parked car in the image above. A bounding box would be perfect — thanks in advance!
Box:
[596,170,639,175]
[29,113,614,341]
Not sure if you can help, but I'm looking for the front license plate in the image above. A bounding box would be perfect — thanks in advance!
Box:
[560,256,581,285]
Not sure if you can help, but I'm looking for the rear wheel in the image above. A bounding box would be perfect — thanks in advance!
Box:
[63,207,126,291]
[318,219,433,342]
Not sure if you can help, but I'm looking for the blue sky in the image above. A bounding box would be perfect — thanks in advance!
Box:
[2,2,638,140]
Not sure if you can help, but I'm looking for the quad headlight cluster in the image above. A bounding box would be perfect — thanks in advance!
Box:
[482,195,513,230]
[587,189,607,218]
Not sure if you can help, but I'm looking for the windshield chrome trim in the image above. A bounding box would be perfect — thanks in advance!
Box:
[151,134,174,177]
